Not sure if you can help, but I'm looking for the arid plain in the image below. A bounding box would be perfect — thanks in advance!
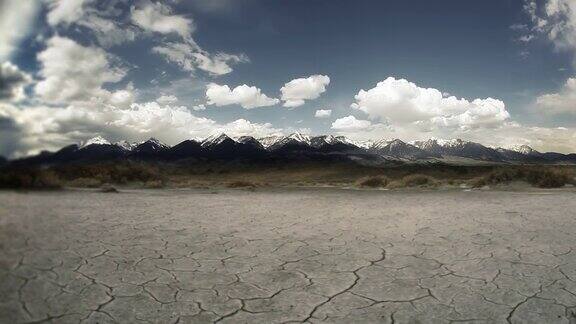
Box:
[1,188,576,323]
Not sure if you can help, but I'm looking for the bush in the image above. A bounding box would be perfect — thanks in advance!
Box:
[226,180,258,188]
[525,169,574,188]
[396,174,437,187]
[470,167,575,188]
[0,168,62,189]
[68,177,102,188]
[144,180,164,189]
[356,175,389,188]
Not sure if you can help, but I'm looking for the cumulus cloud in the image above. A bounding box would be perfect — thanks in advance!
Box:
[331,115,374,131]
[206,83,279,109]
[0,100,281,158]
[35,36,127,104]
[0,0,40,61]
[314,109,332,118]
[131,1,194,39]
[280,75,330,107]
[152,42,247,76]
[0,62,32,102]
[536,77,576,114]
[351,77,510,130]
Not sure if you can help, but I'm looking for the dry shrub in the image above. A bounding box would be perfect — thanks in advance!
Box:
[226,180,258,188]
[469,168,521,188]
[525,168,575,188]
[144,180,164,189]
[356,175,389,188]
[395,174,438,187]
[0,168,62,189]
[68,177,102,188]
[470,167,575,188]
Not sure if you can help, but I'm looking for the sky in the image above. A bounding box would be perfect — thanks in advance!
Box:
[1,0,576,158]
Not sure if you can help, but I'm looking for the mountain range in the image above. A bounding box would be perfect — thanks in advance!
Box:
[6,133,576,166]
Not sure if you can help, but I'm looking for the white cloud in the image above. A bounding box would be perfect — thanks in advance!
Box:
[152,41,247,76]
[351,77,510,130]
[35,36,127,104]
[0,100,281,158]
[46,0,91,26]
[131,1,194,39]
[522,0,576,62]
[314,109,332,118]
[280,75,330,107]
[331,115,373,131]
[192,104,206,111]
[206,83,279,109]
[536,77,576,114]
[0,0,40,61]
[157,94,178,104]
[0,62,32,102]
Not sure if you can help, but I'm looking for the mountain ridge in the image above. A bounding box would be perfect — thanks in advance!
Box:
[7,133,576,166]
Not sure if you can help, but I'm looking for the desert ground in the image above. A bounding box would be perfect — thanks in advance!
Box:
[1,188,576,323]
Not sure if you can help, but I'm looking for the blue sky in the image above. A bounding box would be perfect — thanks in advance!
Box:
[1,0,576,157]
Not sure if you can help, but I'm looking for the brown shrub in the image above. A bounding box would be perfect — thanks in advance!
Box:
[356,175,390,188]
[396,174,438,187]
[525,168,574,188]
[0,168,62,189]
[144,180,164,189]
[226,180,258,188]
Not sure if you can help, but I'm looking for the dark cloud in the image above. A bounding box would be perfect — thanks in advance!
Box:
[0,62,31,101]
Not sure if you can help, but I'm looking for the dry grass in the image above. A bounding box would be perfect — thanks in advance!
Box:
[226,180,259,189]
[356,175,390,188]
[470,167,576,188]
[389,174,438,188]
[0,168,63,189]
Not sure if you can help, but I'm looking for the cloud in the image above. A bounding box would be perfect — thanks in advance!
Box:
[46,0,91,26]
[157,94,178,104]
[0,100,281,158]
[131,1,194,39]
[35,36,127,104]
[152,42,247,76]
[314,109,332,118]
[0,62,32,102]
[280,75,330,107]
[192,104,206,111]
[206,83,279,109]
[536,77,576,114]
[331,115,373,131]
[351,77,510,130]
[0,0,40,61]
[522,0,576,62]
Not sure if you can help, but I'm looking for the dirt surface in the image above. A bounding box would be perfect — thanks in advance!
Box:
[1,188,576,323]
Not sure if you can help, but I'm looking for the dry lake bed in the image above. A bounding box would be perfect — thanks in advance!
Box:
[1,188,576,323]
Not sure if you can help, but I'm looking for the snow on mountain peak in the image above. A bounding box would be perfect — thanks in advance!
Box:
[509,144,538,155]
[202,133,234,147]
[81,136,110,147]
[287,132,311,144]
[115,140,135,151]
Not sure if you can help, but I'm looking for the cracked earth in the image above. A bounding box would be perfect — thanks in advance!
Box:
[1,188,576,323]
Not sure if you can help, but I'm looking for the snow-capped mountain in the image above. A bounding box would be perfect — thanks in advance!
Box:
[375,139,438,159]
[202,133,234,148]
[115,140,136,151]
[9,133,576,166]
[81,136,111,148]
[258,135,284,149]
[414,139,502,161]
